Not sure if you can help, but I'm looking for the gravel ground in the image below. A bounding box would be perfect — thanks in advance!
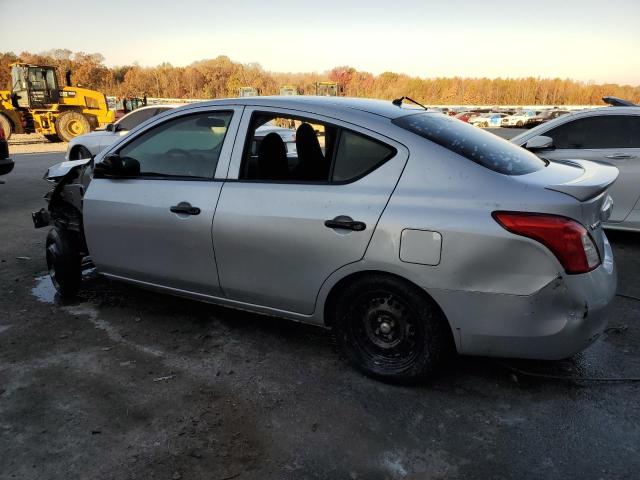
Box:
[0,149,638,480]
[8,134,68,155]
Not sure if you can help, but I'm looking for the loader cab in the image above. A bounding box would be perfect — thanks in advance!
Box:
[11,64,60,108]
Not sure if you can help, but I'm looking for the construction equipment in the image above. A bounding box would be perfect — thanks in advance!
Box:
[0,63,114,142]
[279,85,298,96]
[238,87,258,97]
[314,82,339,96]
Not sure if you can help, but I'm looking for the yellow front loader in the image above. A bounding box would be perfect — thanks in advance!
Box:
[0,63,114,142]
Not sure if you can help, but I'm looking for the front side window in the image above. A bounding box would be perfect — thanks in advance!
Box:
[546,115,640,149]
[393,112,546,175]
[118,111,233,179]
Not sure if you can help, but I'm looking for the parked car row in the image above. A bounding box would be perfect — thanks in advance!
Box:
[34,96,622,383]
[454,108,571,128]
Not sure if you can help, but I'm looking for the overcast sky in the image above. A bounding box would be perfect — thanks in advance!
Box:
[2,0,639,85]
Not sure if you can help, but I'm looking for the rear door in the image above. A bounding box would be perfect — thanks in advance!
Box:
[538,114,640,222]
[84,106,242,296]
[212,107,408,314]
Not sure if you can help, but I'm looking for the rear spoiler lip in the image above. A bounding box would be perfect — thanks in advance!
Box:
[545,159,619,201]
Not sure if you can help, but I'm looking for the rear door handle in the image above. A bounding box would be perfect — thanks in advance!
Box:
[170,202,201,215]
[324,216,366,231]
[605,153,634,159]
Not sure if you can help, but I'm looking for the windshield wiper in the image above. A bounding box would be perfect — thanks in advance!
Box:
[392,96,428,110]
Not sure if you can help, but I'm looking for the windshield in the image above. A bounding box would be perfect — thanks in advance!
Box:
[392,112,547,175]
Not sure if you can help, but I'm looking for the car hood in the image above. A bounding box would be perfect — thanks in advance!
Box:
[45,158,92,180]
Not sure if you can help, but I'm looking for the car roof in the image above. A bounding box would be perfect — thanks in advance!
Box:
[183,96,424,120]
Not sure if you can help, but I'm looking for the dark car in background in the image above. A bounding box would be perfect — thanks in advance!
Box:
[527,109,570,128]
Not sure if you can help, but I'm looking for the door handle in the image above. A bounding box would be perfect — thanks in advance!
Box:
[170,202,201,215]
[324,216,366,231]
[605,154,634,159]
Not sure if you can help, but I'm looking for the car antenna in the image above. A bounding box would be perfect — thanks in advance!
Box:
[392,96,428,110]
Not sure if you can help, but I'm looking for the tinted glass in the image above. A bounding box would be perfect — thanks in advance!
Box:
[393,112,546,175]
[546,115,640,149]
[332,130,395,182]
[118,112,232,179]
[117,108,159,131]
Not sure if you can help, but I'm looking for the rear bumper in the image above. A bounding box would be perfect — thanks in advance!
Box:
[432,234,617,360]
[0,157,14,176]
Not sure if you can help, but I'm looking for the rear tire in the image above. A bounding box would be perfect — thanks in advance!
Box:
[56,111,91,142]
[0,114,12,140]
[333,275,452,383]
[46,227,82,298]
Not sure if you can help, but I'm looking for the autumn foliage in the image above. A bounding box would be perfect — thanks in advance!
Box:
[2,49,639,105]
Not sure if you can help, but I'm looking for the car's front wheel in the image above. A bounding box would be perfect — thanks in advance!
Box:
[70,145,92,160]
[46,227,82,298]
[333,275,453,383]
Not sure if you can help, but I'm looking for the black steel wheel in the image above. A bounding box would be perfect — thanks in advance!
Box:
[46,227,82,298]
[333,275,452,383]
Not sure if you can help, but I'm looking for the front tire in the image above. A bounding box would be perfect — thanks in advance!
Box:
[333,275,452,383]
[46,227,82,298]
[70,145,92,160]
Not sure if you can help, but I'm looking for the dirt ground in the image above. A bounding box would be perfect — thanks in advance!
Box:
[0,152,639,480]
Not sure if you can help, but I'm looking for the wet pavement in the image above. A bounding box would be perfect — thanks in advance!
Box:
[0,151,639,480]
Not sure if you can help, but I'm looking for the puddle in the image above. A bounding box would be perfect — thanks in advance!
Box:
[31,275,57,304]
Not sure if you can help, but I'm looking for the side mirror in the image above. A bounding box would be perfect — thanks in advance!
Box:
[93,154,140,178]
[105,123,115,132]
[525,135,554,151]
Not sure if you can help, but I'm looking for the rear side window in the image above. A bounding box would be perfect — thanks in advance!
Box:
[332,130,395,182]
[393,112,546,175]
[546,115,640,149]
[116,108,159,131]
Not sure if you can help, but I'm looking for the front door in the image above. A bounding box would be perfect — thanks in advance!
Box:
[84,107,242,296]
[540,114,640,222]
[212,108,408,314]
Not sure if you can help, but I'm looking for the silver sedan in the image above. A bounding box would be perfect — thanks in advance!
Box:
[35,97,617,383]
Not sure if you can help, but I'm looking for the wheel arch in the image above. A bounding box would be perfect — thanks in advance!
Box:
[322,269,453,337]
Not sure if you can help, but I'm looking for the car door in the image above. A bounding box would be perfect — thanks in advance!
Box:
[83,106,242,296]
[536,114,640,223]
[212,107,408,315]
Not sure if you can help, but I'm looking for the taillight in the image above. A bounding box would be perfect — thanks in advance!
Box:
[492,211,601,274]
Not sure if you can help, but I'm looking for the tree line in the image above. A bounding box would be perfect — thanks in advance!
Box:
[2,49,639,105]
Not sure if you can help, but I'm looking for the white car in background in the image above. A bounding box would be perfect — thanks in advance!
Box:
[501,110,538,128]
[65,105,179,160]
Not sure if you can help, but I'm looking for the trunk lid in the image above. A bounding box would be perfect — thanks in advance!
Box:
[512,159,618,258]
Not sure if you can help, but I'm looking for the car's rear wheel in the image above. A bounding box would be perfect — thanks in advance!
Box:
[46,227,82,298]
[333,275,452,383]
[516,121,523,127]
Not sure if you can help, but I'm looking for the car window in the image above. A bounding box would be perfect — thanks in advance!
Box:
[116,108,159,131]
[118,111,233,179]
[393,112,546,175]
[546,115,640,149]
[240,114,337,182]
[332,130,395,182]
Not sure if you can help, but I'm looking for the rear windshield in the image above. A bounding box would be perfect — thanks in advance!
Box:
[392,112,546,175]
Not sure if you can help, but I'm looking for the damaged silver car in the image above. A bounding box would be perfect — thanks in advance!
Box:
[33,97,618,382]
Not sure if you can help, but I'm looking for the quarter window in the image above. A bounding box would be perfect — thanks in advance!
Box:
[332,130,395,182]
[546,115,640,149]
[118,111,233,179]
